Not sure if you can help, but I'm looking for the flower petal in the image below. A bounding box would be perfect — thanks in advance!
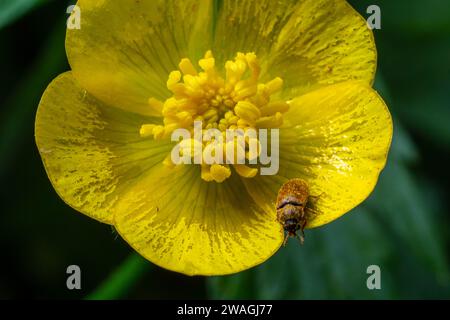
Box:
[113,164,283,276]
[213,0,298,64]
[35,72,172,223]
[66,0,214,116]
[242,82,393,228]
[214,0,376,97]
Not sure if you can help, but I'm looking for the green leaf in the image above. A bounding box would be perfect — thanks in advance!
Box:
[0,0,51,29]
[374,75,419,164]
[208,271,255,300]
[371,74,449,288]
[367,159,449,286]
[396,85,450,151]
[85,253,151,300]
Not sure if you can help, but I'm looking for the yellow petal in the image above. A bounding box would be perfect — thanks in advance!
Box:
[35,72,173,223]
[270,0,377,99]
[113,165,283,276]
[214,0,376,98]
[66,0,214,116]
[213,0,294,65]
[242,82,392,228]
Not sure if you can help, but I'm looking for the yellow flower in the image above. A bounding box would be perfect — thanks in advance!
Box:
[35,0,393,275]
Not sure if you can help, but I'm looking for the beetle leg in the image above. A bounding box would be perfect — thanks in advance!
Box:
[283,233,290,247]
[299,220,307,245]
[297,233,304,245]
[309,192,324,202]
[307,192,324,212]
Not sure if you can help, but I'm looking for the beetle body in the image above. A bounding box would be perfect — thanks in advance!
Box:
[276,179,310,245]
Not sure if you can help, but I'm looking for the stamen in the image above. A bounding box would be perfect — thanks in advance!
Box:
[210,164,231,183]
[264,77,284,95]
[260,101,290,116]
[140,51,290,183]
[140,124,156,138]
[255,112,284,129]
[179,58,198,76]
[234,101,261,125]
[234,164,258,178]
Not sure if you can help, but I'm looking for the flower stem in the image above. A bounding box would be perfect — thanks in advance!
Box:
[85,253,151,300]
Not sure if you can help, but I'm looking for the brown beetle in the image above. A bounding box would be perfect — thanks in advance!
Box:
[276,179,318,246]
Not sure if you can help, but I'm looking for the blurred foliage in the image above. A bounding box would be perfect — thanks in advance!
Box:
[0,0,50,29]
[86,253,151,300]
[0,0,449,299]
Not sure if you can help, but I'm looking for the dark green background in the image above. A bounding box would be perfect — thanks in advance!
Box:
[0,0,449,299]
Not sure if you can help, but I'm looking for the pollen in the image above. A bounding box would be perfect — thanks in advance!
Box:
[140,51,289,182]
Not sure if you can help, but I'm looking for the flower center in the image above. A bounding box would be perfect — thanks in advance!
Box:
[140,51,289,183]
